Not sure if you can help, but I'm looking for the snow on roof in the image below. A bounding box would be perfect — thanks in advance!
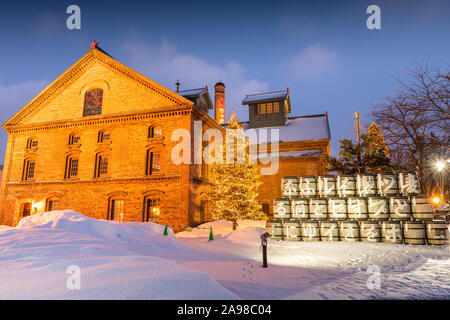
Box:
[251,149,323,159]
[242,90,289,104]
[177,88,207,97]
[241,114,330,143]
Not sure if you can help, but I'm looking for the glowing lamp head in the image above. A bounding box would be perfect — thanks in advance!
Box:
[436,161,445,171]
[432,197,440,204]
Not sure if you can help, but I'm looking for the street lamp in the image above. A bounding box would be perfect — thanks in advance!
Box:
[435,160,447,201]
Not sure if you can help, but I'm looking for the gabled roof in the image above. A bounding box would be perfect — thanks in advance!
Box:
[251,149,323,159]
[242,89,291,113]
[240,114,330,144]
[178,87,213,110]
[3,46,194,127]
[178,88,207,97]
[242,90,289,104]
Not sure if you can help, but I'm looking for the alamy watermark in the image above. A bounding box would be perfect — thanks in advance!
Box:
[66,5,81,30]
[366,5,381,30]
[66,265,81,290]
[171,121,280,175]
[366,264,381,290]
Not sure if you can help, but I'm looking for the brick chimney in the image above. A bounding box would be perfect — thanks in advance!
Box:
[214,82,225,124]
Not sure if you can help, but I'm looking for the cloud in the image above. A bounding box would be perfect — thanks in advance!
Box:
[121,35,268,120]
[0,80,49,156]
[0,80,49,122]
[285,45,340,79]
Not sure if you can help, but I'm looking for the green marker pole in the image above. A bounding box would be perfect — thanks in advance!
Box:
[209,226,214,241]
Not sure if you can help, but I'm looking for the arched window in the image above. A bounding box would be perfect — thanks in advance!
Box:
[95,153,109,178]
[65,154,79,179]
[20,202,32,219]
[46,198,61,211]
[26,137,38,149]
[83,88,103,116]
[68,133,81,145]
[148,125,162,138]
[22,158,36,181]
[98,130,111,143]
[143,196,160,222]
[108,197,124,222]
[146,149,161,175]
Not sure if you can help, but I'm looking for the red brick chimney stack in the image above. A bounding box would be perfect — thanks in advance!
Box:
[214,82,225,124]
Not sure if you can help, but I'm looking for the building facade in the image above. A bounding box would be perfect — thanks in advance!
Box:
[0,45,221,227]
[0,44,330,226]
[241,90,330,217]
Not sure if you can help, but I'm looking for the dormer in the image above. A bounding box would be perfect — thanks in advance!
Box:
[177,87,213,113]
[242,89,291,128]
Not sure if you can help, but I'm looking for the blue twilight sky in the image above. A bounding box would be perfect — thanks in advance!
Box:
[0,0,449,160]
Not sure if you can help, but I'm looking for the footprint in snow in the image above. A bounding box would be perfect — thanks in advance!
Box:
[317,293,328,300]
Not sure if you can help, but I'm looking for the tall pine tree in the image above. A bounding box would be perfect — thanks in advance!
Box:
[208,112,265,230]
[365,122,390,157]
[320,122,395,174]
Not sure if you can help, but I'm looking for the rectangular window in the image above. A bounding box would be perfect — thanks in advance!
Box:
[101,133,110,142]
[24,160,35,180]
[72,136,80,144]
[110,199,124,221]
[257,102,280,115]
[148,152,160,174]
[146,198,160,222]
[98,156,108,176]
[48,200,59,211]
[258,103,266,114]
[69,158,79,178]
[150,127,162,138]
[273,102,280,113]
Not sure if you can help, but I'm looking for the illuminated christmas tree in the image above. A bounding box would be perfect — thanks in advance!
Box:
[208,112,265,230]
[366,122,390,158]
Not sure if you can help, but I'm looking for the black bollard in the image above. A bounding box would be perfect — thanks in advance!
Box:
[260,232,270,268]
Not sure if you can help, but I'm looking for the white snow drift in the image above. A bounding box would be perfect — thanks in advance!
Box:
[0,211,449,299]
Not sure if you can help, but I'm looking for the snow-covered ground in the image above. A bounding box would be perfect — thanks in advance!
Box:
[0,211,449,299]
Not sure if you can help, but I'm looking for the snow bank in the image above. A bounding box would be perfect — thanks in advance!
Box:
[17,210,175,240]
[0,211,238,300]
[177,223,450,299]
[176,219,266,238]
[1,211,449,300]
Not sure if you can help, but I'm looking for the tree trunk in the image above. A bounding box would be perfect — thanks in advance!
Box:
[232,220,238,230]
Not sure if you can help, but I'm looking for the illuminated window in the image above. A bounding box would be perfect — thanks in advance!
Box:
[257,102,280,115]
[273,102,280,113]
[258,103,266,114]
[23,159,36,180]
[83,88,103,116]
[144,197,160,222]
[109,199,124,221]
[149,126,162,138]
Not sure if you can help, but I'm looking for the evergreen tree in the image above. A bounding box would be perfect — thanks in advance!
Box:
[365,122,390,157]
[320,123,395,174]
[208,112,265,230]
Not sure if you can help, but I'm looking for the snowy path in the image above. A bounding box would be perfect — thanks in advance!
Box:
[0,211,449,299]
[175,222,450,299]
